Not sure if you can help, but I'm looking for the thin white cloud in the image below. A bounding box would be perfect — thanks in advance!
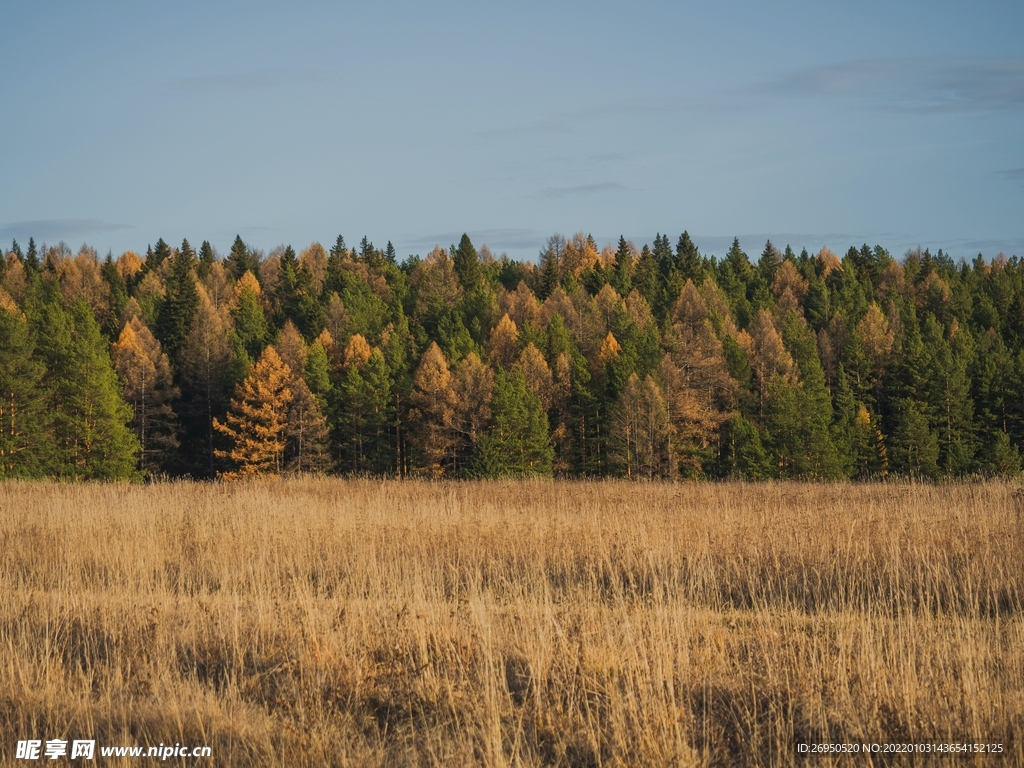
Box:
[537,182,625,199]
[746,57,1024,112]
[0,219,132,241]
[476,57,1024,141]
[169,69,337,92]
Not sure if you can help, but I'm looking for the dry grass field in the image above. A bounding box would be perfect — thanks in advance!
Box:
[0,480,1021,766]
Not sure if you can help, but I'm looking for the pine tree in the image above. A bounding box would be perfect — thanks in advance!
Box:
[146,238,172,274]
[632,244,659,307]
[275,245,302,327]
[197,240,216,280]
[305,337,333,402]
[382,311,415,476]
[453,233,482,291]
[337,341,393,474]
[214,346,293,479]
[776,312,843,478]
[231,274,270,363]
[473,369,553,477]
[758,240,783,284]
[922,317,977,475]
[359,236,374,263]
[716,415,771,479]
[33,298,139,479]
[100,253,129,337]
[155,239,200,360]
[891,400,940,478]
[611,236,633,297]
[25,238,40,273]
[675,232,702,284]
[0,304,55,477]
[225,235,259,280]
[325,236,348,297]
[538,245,561,301]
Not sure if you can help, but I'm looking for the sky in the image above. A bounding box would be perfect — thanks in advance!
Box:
[1,0,1022,263]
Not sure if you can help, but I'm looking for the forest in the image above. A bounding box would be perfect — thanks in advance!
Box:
[0,230,1022,481]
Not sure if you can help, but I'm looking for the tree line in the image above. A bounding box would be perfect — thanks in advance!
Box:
[1,231,1022,481]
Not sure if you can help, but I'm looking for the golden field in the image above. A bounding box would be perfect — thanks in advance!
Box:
[0,480,1021,766]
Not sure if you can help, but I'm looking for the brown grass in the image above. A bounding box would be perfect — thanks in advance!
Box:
[0,479,1021,766]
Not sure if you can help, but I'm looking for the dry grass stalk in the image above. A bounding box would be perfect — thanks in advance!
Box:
[0,480,1021,766]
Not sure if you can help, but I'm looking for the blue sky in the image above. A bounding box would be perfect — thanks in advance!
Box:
[1,0,1022,262]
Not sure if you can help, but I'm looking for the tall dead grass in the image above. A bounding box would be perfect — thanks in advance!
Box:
[0,480,1021,766]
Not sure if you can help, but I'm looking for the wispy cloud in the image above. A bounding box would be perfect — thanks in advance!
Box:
[536,182,625,199]
[475,97,714,140]
[477,118,574,139]
[169,69,336,92]
[943,237,1024,256]
[0,219,132,241]
[747,57,1024,112]
[999,167,1024,182]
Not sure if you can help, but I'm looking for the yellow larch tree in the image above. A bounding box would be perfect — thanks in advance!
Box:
[275,324,331,474]
[487,313,520,370]
[213,346,293,479]
[111,316,179,475]
[517,343,554,410]
[409,342,458,477]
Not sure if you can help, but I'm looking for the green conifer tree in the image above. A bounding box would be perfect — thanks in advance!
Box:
[473,369,553,477]
[0,305,55,477]
[675,232,702,284]
[453,233,482,291]
[225,235,259,280]
[25,237,40,273]
[715,415,771,479]
[33,298,138,479]
[231,284,270,363]
[197,240,216,280]
[611,236,633,297]
[155,239,200,359]
[146,238,172,274]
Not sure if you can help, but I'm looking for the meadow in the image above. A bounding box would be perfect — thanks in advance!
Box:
[0,479,1021,766]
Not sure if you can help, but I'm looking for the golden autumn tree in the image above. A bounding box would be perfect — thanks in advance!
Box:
[611,373,675,479]
[487,313,520,370]
[502,281,541,328]
[178,285,235,478]
[745,308,796,415]
[658,282,739,475]
[343,333,373,368]
[111,315,179,475]
[213,346,293,479]
[409,342,458,477]
[517,343,554,409]
[856,302,894,386]
[451,352,494,471]
[276,323,331,474]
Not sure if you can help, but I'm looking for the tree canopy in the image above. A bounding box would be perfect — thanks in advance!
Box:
[2,233,1022,480]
